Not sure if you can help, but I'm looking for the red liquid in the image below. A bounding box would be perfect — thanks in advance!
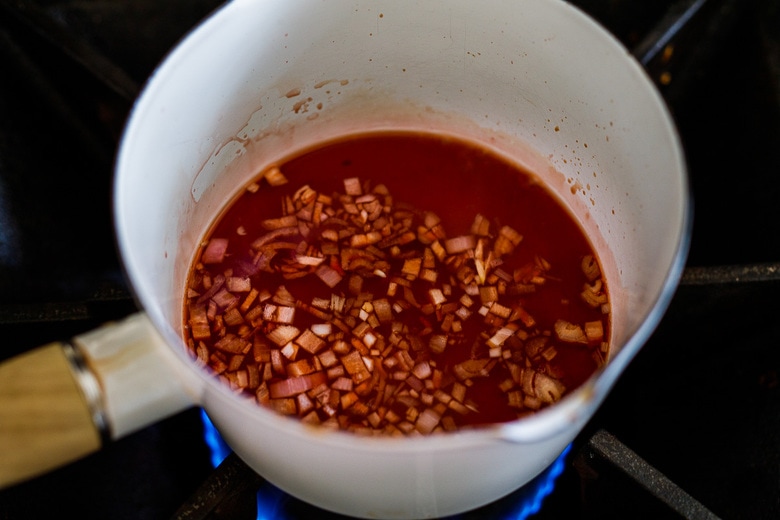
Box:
[184,131,610,434]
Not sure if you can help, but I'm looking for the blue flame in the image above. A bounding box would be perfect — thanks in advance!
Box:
[508,443,571,520]
[200,409,231,468]
[200,409,571,519]
[255,483,289,520]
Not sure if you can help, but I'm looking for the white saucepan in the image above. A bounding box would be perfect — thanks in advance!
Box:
[0,1,690,518]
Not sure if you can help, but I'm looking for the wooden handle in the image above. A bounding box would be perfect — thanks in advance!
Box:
[0,342,101,489]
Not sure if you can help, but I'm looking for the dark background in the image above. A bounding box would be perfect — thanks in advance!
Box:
[1,1,778,518]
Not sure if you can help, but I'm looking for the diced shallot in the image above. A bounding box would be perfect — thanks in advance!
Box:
[415,408,441,434]
[554,319,588,344]
[202,238,229,264]
[269,372,327,398]
[443,235,476,255]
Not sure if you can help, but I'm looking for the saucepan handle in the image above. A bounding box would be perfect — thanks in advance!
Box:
[0,312,198,489]
[0,340,102,488]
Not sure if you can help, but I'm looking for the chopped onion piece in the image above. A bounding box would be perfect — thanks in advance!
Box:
[269,372,327,398]
[554,319,588,344]
[412,361,432,380]
[270,399,298,415]
[287,358,316,377]
[533,372,566,404]
[415,408,441,434]
[341,351,371,383]
[494,226,523,256]
[343,177,362,196]
[202,238,229,264]
[262,165,288,186]
[429,334,448,354]
[310,323,333,337]
[214,334,250,354]
[486,327,515,349]
[296,329,326,354]
[280,341,298,360]
[401,258,422,279]
[585,320,604,342]
[263,304,296,324]
[295,254,325,266]
[266,325,301,346]
[581,255,601,281]
[427,288,446,306]
[443,235,476,254]
[316,265,344,288]
[263,215,298,230]
[453,359,494,380]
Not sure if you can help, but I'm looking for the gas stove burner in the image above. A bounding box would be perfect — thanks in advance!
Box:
[200,410,570,520]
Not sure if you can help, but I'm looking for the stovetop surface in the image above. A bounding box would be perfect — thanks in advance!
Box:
[1,1,778,519]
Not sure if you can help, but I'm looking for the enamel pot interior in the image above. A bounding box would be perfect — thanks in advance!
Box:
[114,0,690,517]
